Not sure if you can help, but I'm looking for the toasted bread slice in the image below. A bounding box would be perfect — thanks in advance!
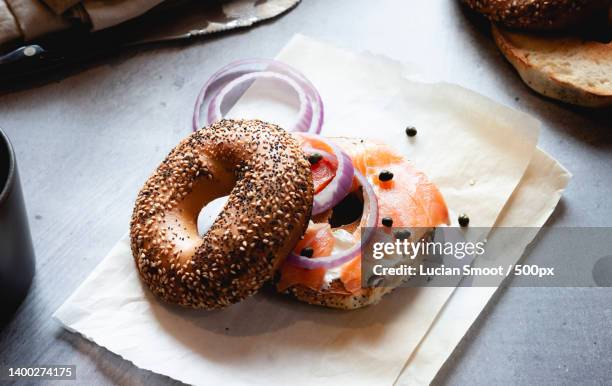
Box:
[492,24,612,108]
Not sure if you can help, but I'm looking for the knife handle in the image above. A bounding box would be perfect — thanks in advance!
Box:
[0,40,127,85]
[0,45,45,65]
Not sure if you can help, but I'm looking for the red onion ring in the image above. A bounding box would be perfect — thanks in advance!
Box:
[298,133,355,216]
[193,59,324,133]
[286,171,378,270]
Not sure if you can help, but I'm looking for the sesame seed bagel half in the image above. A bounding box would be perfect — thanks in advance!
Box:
[461,0,609,30]
[130,119,313,309]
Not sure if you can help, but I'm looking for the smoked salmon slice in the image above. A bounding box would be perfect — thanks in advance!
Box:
[311,158,336,193]
[276,223,333,292]
[298,135,338,193]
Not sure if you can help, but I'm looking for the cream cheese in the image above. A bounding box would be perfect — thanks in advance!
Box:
[322,229,357,288]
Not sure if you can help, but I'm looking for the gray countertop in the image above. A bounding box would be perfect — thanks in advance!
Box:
[0,0,611,385]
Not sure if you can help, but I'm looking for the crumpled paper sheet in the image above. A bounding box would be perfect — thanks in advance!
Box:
[0,0,300,46]
[54,35,569,386]
[83,0,165,30]
[3,0,71,41]
[0,1,25,44]
[85,0,302,32]
[42,0,80,15]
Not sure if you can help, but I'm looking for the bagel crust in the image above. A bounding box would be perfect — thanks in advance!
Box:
[461,0,608,30]
[130,119,313,309]
[286,281,396,310]
[281,229,434,310]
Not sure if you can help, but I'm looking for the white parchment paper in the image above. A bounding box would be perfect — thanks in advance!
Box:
[54,35,569,386]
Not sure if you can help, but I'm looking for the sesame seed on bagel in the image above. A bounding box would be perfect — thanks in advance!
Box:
[461,0,609,30]
[130,119,314,309]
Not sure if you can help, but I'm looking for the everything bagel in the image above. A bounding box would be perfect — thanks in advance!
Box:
[461,0,608,30]
[130,119,313,309]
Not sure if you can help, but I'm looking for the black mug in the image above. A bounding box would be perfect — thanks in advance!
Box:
[0,128,35,322]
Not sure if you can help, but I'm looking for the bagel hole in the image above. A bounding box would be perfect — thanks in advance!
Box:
[197,195,230,236]
[223,77,303,131]
[329,189,364,229]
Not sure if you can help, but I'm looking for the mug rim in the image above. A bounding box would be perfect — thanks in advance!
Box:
[0,128,16,205]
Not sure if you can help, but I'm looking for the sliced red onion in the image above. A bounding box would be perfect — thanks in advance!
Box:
[298,133,355,216]
[193,59,324,133]
[286,171,378,270]
[208,72,309,130]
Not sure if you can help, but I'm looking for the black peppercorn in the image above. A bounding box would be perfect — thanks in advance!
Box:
[379,170,394,182]
[382,217,393,227]
[307,153,323,165]
[458,214,470,227]
[300,247,314,258]
[405,126,417,137]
